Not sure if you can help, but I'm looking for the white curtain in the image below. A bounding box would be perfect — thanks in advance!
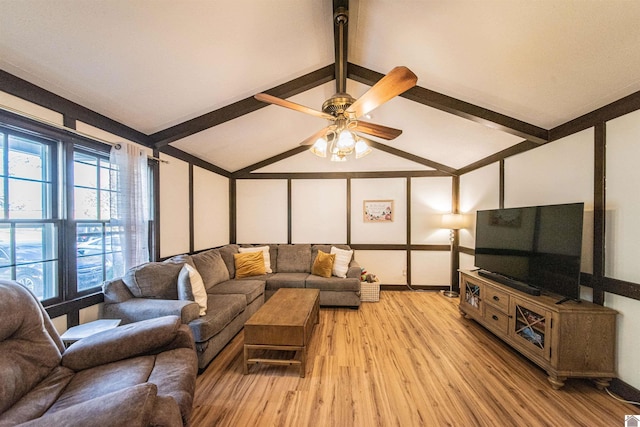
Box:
[110,142,149,276]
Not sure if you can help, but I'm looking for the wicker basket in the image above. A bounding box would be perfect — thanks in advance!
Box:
[360,280,380,302]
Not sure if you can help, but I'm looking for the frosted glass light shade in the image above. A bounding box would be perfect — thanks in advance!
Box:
[310,137,327,157]
[336,130,356,152]
[355,139,372,158]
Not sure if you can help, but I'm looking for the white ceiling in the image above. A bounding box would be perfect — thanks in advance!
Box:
[2,0,640,173]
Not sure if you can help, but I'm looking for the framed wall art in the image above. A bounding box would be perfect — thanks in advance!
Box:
[363,200,394,222]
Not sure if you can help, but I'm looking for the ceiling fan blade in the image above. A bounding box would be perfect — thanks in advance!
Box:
[354,121,402,140]
[346,66,418,118]
[255,93,335,121]
[299,127,331,146]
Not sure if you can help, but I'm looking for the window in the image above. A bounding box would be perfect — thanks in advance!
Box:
[0,130,58,300]
[0,119,153,306]
[73,149,123,292]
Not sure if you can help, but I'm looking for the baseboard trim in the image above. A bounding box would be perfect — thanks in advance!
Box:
[609,378,640,407]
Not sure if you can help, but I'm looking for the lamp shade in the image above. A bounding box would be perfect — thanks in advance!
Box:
[442,213,465,229]
[310,137,327,157]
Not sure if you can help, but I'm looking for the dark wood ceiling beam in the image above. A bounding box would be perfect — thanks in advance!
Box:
[232,146,310,177]
[158,145,232,178]
[549,89,640,142]
[151,65,335,148]
[366,140,457,175]
[236,170,449,179]
[333,0,349,93]
[455,139,540,175]
[0,70,151,146]
[347,63,549,144]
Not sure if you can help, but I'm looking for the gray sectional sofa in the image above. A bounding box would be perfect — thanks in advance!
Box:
[102,243,360,370]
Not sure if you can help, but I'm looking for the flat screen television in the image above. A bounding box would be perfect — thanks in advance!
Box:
[474,202,584,302]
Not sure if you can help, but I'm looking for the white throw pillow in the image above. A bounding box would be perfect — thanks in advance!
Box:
[330,246,353,278]
[238,246,272,273]
[178,264,208,316]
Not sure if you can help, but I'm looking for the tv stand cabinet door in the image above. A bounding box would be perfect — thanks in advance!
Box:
[459,274,484,318]
[508,297,552,363]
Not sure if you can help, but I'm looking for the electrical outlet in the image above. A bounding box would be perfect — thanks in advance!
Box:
[402,269,407,276]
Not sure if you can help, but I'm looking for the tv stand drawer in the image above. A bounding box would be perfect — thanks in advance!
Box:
[484,304,509,335]
[484,285,509,311]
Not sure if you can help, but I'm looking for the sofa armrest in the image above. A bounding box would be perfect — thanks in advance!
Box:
[16,383,182,427]
[102,297,200,325]
[346,258,361,279]
[62,316,193,371]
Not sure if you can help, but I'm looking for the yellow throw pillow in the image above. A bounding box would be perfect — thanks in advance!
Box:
[312,250,336,278]
[234,251,266,278]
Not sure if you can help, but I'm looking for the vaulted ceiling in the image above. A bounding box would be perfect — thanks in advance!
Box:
[2,0,640,174]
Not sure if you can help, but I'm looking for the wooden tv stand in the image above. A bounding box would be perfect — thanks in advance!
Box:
[458,270,617,390]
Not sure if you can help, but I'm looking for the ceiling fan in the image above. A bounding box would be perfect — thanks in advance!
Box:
[254,4,418,162]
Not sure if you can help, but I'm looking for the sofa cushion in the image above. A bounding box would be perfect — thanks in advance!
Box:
[238,245,273,273]
[218,244,239,278]
[305,276,360,292]
[122,262,182,300]
[191,249,230,291]
[49,356,156,414]
[0,366,74,425]
[37,384,160,427]
[265,272,309,290]
[178,264,207,316]
[330,246,353,278]
[187,294,246,342]
[207,279,265,305]
[234,251,266,278]
[311,250,335,278]
[277,244,311,273]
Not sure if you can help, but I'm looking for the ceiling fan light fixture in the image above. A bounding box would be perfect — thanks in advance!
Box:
[355,139,372,159]
[336,129,356,153]
[330,152,347,162]
[310,137,328,158]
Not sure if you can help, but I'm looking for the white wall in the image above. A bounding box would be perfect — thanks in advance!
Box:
[236,179,288,243]
[351,178,407,244]
[410,177,452,245]
[605,110,640,283]
[355,250,407,285]
[193,166,229,250]
[459,163,500,249]
[604,109,640,390]
[291,179,347,244]
[159,153,190,257]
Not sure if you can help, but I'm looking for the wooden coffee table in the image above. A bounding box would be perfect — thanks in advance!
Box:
[243,288,320,377]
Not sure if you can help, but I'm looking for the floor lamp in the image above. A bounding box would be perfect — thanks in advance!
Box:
[441,213,465,298]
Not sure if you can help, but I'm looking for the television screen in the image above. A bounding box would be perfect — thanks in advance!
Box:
[474,203,584,301]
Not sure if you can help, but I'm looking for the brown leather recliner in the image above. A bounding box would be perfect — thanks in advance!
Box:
[0,280,198,426]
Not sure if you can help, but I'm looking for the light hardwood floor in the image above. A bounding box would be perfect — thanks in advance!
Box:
[191,291,636,426]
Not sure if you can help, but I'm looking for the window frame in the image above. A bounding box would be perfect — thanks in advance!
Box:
[0,126,62,305]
